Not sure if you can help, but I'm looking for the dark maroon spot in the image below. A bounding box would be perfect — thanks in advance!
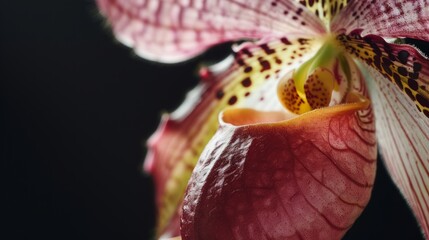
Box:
[216,90,224,99]
[244,92,250,97]
[409,72,419,79]
[283,10,289,15]
[408,78,419,91]
[373,57,382,71]
[383,43,395,61]
[397,50,409,64]
[365,38,381,55]
[413,62,422,72]
[416,94,429,108]
[228,96,238,105]
[393,73,403,90]
[260,44,275,55]
[281,37,291,45]
[381,57,393,75]
[397,66,408,76]
[241,48,253,57]
[260,60,271,72]
[388,53,396,62]
[241,77,252,87]
[296,8,303,15]
[405,88,415,101]
[298,38,308,45]
[424,109,429,118]
[244,66,253,73]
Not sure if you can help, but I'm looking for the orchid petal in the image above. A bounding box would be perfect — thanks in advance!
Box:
[296,0,349,27]
[331,0,429,41]
[145,38,322,238]
[365,66,429,239]
[181,97,376,240]
[96,0,325,63]
[338,32,429,119]
[338,32,429,237]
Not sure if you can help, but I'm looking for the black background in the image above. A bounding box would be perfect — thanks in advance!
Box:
[1,1,427,239]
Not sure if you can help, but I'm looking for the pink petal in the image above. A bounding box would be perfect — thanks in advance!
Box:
[96,0,325,63]
[145,38,322,238]
[332,0,429,41]
[181,99,376,240]
[339,32,429,237]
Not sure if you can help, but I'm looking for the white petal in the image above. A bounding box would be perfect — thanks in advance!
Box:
[365,65,429,238]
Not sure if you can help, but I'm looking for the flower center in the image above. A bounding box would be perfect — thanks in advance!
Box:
[277,36,352,114]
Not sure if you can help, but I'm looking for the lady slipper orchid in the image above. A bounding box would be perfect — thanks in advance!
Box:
[97,0,429,239]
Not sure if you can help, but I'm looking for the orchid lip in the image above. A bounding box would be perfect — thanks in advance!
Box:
[181,88,376,240]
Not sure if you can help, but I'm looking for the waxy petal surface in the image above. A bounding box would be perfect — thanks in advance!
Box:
[366,66,429,239]
[181,100,376,240]
[332,0,429,41]
[145,38,322,238]
[96,0,325,63]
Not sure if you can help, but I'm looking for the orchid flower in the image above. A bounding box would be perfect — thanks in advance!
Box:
[97,0,429,239]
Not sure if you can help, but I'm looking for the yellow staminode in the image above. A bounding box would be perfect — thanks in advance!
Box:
[278,36,351,114]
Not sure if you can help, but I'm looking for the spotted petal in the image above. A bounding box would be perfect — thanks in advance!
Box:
[332,0,429,41]
[296,0,349,27]
[338,32,429,118]
[366,66,429,239]
[181,98,376,240]
[338,32,429,237]
[145,38,322,238]
[96,0,325,63]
